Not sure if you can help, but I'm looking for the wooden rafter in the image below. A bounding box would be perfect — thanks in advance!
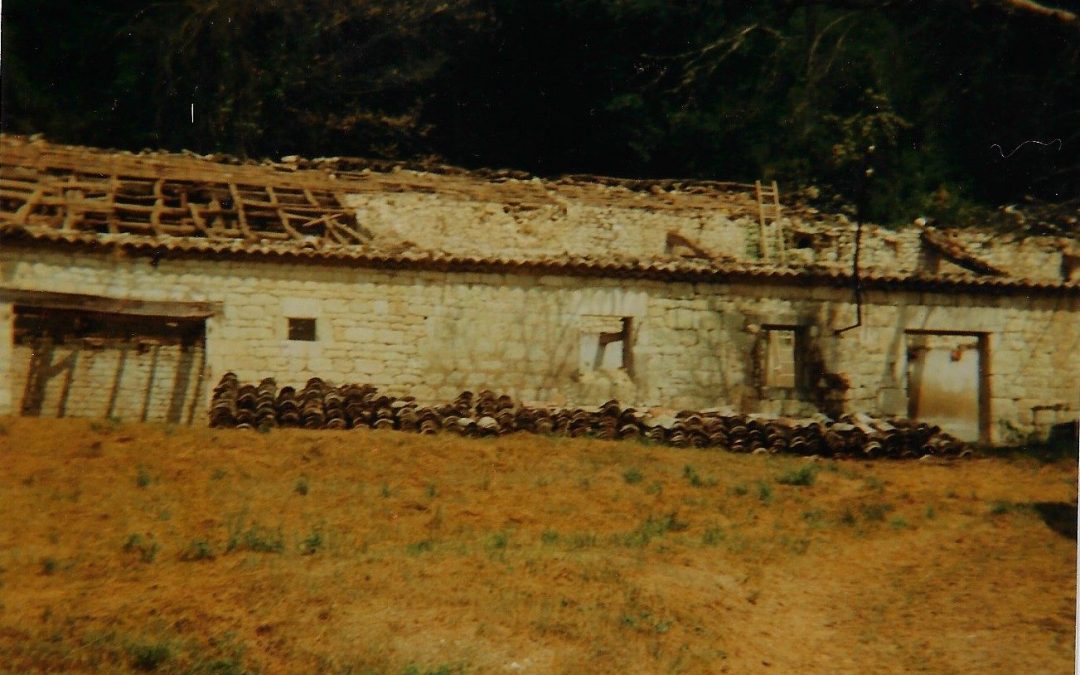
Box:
[1,141,364,247]
[227,182,254,241]
[149,178,166,236]
[266,186,306,241]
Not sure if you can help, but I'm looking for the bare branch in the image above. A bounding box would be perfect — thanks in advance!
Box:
[982,0,1080,26]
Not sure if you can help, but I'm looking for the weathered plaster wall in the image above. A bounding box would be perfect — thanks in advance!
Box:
[1,246,1077,443]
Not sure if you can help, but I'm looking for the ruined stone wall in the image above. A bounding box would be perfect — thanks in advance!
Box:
[347,193,755,261]
[1,246,1076,443]
[347,192,1070,283]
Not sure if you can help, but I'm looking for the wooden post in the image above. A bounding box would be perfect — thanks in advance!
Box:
[771,180,786,265]
[755,180,769,261]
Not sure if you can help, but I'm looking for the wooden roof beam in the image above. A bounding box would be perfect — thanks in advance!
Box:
[227,183,255,241]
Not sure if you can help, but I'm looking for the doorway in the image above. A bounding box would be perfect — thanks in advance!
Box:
[905,331,988,443]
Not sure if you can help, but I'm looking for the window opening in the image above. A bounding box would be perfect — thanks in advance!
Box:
[580,316,632,374]
[762,326,799,389]
[287,317,317,342]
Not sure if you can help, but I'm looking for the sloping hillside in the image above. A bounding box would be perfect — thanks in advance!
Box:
[0,417,1074,674]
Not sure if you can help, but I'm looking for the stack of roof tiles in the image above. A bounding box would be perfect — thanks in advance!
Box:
[209,374,970,460]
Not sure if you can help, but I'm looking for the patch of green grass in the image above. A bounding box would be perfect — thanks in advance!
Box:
[756,481,773,504]
[566,532,598,549]
[225,517,284,554]
[702,527,725,546]
[620,611,674,635]
[839,507,858,526]
[242,525,284,553]
[180,540,216,561]
[135,467,152,488]
[645,481,663,495]
[776,465,818,486]
[487,531,510,551]
[730,483,749,496]
[380,483,392,498]
[210,468,227,481]
[406,540,434,556]
[802,509,826,528]
[860,502,895,522]
[126,640,172,671]
[989,500,1011,515]
[889,516,909,530]
[294,476,309,496]
[123,534,159,563]
[924,506,937,519]
[425,483,438,498]
[863,476,885,493]
[622,468,644,485]
[622,512,687,548]
[300,529,324,555]
[540,530,559,545]
[683,464,717,488]
[40,557,58,575]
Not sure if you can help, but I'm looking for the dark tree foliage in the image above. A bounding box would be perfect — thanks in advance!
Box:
[2,0,1078,223]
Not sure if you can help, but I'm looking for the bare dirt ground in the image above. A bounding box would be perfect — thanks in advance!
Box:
[0,417,1075,674]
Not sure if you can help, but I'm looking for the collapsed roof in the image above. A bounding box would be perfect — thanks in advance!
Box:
[1,135,1076,294]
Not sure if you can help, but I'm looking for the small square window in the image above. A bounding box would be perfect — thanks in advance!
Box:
[287,317,317,342]
[763,326,798,389]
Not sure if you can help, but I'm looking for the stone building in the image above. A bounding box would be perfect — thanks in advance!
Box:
[1,135,1076,444]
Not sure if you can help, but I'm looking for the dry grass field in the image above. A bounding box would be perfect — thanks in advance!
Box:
[0,416,1075,674]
